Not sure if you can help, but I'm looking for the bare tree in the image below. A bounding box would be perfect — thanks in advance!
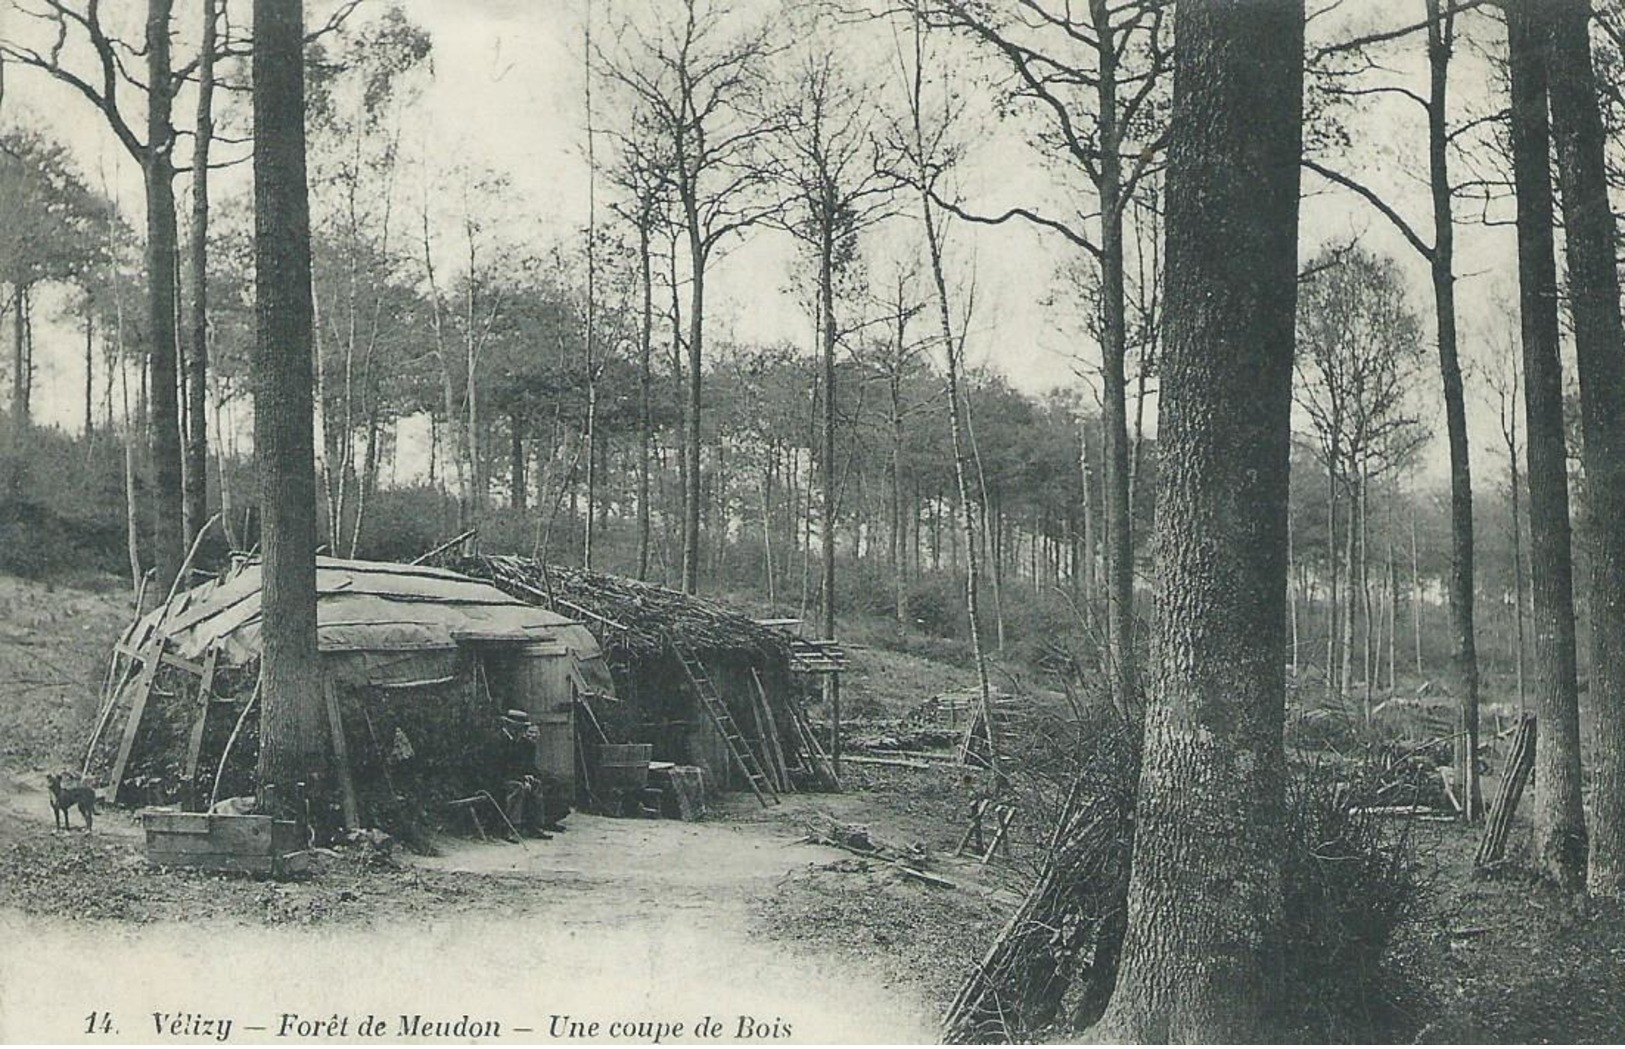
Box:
[603,105,672,580]
[769,17,895,752]
[1303,0,1493,819]
[3,0,187,586]
[1294,247,1428,716]
[597,0,782,594]
[901,0,1174,709]
[892,7,998,764]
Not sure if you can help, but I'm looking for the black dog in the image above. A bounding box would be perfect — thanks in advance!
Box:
[46,773,96,832]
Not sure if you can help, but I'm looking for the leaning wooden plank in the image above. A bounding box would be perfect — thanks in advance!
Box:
[323,678,362,830]
[108,642,166,803]
[182,647,222,799]
[982,806,1016,864]
[1477,713,1536,867]
[751,668,795,794]
[82,651,143,777]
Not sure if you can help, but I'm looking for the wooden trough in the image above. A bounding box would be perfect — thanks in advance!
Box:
[140,809,310,876]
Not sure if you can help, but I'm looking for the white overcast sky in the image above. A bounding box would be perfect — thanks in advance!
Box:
[5,0,1530,486]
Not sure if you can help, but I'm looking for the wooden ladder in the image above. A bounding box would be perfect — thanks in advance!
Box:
[674,643,778,807]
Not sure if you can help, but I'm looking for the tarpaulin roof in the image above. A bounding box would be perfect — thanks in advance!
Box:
[120,557,602,667]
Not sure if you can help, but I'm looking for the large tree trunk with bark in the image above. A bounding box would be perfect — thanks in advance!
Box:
[146,0,185,592]
[1548,0,1625,896]
[1095,1,1303,1038]
[1506,0,1588,889]
[253,0,326,823]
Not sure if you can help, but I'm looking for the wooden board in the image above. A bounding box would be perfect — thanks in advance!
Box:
[109,642,165,803]
[323,679,362,829]
[182,648,221,798]
[147,850,276,874]
[140,811,306,876]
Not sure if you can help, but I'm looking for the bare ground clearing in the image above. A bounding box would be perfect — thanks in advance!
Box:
[0,773,950,1043]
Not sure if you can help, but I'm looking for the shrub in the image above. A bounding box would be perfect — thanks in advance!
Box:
[1275,768,1428,1041]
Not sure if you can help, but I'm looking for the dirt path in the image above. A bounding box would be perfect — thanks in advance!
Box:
[0,779,939,1044]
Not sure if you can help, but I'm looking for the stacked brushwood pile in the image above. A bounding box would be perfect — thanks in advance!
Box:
[942,720,1139,1043]
[447,554,792,661]
[448,555,834,795]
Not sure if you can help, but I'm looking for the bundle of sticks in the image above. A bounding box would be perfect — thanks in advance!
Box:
[940,787,1133,1044]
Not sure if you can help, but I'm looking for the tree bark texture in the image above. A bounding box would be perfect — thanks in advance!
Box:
[683,222,705,595]
[253,0,326,820]
[636,220,654,581]
[146,0,185,591]
[1548,0,1625,895]
[820,225,838,646]
[1096,0,1303,1038]
[1506,0,1588,889]
[183,0,217,548]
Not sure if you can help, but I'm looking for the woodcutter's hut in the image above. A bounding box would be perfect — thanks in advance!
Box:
[447,555,841,802]
[86,558,613,835]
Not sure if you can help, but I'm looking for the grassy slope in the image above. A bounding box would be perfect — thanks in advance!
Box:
[0,574,134,772]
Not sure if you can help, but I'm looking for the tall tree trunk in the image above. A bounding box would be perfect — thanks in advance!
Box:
[1411,496,1423,674]
[891,367,907,634]
[1387,537,1398,690]
[146,0,185,591]
[347,407,379,557]
[1326,456,1340,703]
[683,219,705,594]
[636,220,653,581]
[1080,421,1097,618]
[907,11,996,765]
[121,340,142,597]
[10,283,29,451]
[1097,2,1303,1036]
[1288,501,1299,675]
[1341,478,1357,704]
[1360,470,1374,712]
[1510,433,1528,708]
[106,214,142,594]
[761,452,776,602]
[253,0,325,823]
[582,0,598,571]
[83,307,94,441]
[1507,0,1587,889]
[820,224,838,652]
[1549,0,1625,895]
[669,237,687,586]
[1424,0,1483,821]
[1093,0,1137,709]
[509,408,526,511]
[183,0,217,548]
